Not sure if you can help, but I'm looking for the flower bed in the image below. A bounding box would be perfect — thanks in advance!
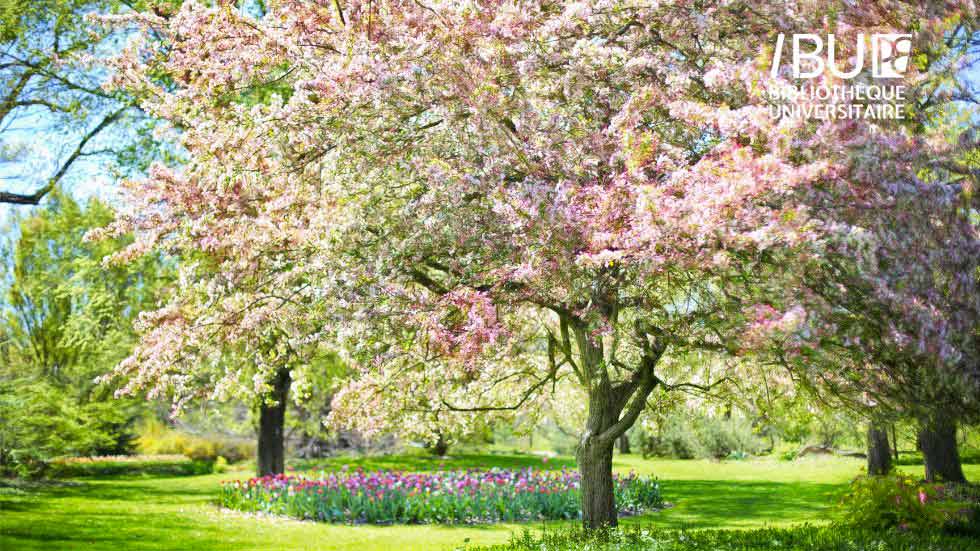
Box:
[220,467,663,524]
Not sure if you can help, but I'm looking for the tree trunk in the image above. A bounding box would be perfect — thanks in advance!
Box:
[576,370,657,528]
[578,436,617,529]
[430,432,449,457]
[866,421,892,475]
[918,416,966,483]
[891,425,899,461]
[577,373,624,529]
[569,317,664,530]
[618,433,631,454]
[257,368,291,477]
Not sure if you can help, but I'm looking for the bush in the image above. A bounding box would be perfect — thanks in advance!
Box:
[0,379,138,478]
[642,413,704,458]
[136,418,254,463]
[895,452,925,466]
[48,455,214,477]
[697,416,763,459]
[213,456,229,474]
[896,448,980,466]
[221,467,663,524]
[639,413,765,459]
[462,525,979,551]
[773,441,801,461]
[836,474,973,532]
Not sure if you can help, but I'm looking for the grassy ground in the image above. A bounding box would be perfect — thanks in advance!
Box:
[2,454,976,550]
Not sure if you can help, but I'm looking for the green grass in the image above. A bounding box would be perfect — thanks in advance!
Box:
[290,452,577,473]
[2,454,978,550]
[467,525,980,551]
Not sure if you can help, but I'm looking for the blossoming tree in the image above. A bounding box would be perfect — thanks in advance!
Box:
[96,0,976,526]
[744,26,980,482]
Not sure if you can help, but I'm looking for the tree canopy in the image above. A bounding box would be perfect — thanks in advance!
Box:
[87,0,979,525]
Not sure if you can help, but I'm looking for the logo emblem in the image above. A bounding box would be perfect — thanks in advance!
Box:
[872,34,912,78]
[771,33,912,79]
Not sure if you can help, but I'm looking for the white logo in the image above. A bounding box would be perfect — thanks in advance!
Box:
[771,33,912,79]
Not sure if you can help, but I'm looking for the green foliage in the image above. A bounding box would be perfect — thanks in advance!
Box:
[464,525,979,551]
[0,0,180,188]
[0,379,130,477]
[136,418,255,464]
[639,412,765,459]
[835,474,972,532]
[0,193,169,476]
[771,441,808,461]
[49,455,214,477]
[896,449,980,466]
[288,349,348,446]
[642,413,703,458]
[0,0,101,48]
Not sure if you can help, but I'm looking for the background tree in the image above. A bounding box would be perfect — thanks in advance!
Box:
[0,0,176,205]
[735,8,980,482]
[0,191,167,475]
[866,421,893,476]
[254,343,345,476]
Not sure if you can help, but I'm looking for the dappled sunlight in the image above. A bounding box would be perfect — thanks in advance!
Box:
[5,455,962,550]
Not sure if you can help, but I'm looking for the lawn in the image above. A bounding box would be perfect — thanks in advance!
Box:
[2,454,976,550]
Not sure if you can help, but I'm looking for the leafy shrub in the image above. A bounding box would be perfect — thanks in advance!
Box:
[639,412,702,458]
[462,525,978,551]
[49,455,213,477]
[213,456,229,474]
[836,474,972,531]
[0,193,164,479]
[697,416,763,459]
[221,467,663,524]
[0,379,137,477]
[639,413,764,459]
[895,452,925,466]
[136,418,254,463]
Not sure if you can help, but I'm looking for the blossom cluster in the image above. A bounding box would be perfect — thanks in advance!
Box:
[91,1,980,448]
[220,467,662,524]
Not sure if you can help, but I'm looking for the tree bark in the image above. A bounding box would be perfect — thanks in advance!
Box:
[577,372,628,529]
[891,425,899,462]
[257,368,291,477]
[917,416,966,483]
[430,432,449,457]
[618,433,631,454]
[576,357,659,528]
[866,421,892,475]
[564,315,664,530]
[578,437,616,528]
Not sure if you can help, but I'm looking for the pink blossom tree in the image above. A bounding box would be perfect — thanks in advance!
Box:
[95,1,976,526]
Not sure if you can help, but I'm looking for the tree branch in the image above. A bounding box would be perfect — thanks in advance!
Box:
[598,347,666,444]
[0,107,127,205]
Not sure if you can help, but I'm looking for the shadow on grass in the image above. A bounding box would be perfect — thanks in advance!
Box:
[2,454,875,551]
[0,476,216,510]
[0,477,242,551]
[0,513,235,551]
[630,479,846,529]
